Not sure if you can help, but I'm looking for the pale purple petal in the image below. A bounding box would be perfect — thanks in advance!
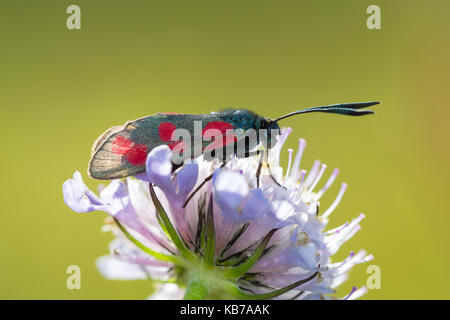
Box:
[173,163,198,202]
[96,256,149,280]
[213,170,249,222]
[72,171,103,205]
[62,171,107,213]
[240,188,272,221]
[62,178,95,213]
[100,180,167,249]
[97,255,171,281]
[284,242,319,271]
[148,283,185,300]
[145,145,175,194]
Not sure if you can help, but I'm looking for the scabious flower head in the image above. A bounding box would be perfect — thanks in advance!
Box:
[63,128,373,300]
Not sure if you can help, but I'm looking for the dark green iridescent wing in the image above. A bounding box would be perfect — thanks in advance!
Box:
[88,111,254,180]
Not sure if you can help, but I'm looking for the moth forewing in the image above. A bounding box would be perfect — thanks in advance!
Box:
[88,125,150,180]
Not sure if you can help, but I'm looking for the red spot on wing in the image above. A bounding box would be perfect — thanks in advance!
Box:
[111,136,134,154]
[158,122,177,141]
[159,122,185,154]
[111,136,148,166]
[156,120,237,156]
[125,144,148,166]
[202,121,234,136]
[202,121,236,150]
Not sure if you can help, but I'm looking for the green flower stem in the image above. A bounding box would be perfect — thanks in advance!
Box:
[183,279,209,300]
[224,229,277,279]
[183,266,238,300]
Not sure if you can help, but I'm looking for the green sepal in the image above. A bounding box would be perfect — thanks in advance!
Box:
[224,229,277,279]
[113,217,183,265]
[148,184,196,261]
[229,271,319,300]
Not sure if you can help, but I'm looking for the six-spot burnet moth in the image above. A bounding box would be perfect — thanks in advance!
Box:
[88,101,379,183]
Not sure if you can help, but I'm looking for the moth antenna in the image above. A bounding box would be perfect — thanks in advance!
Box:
[274,101,380,122]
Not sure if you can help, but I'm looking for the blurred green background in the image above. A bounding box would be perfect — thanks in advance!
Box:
[1,0,449,299]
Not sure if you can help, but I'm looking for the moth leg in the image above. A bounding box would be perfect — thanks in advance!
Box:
[256,150,264,188]
[256,148,286,189]
[182,161,227,208]
[171,161,184,174]
[266,161,286,189]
